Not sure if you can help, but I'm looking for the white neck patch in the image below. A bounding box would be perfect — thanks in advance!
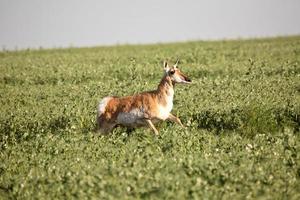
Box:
[158,87,174,120]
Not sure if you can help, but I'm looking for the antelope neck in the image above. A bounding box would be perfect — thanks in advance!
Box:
[157,75,174,97]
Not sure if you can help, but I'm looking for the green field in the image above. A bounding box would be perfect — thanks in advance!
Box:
[0,36,300,199]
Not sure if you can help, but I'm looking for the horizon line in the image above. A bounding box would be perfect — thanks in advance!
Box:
[1,34,299,53]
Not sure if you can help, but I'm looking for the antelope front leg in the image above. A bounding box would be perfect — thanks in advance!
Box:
[145,119,159,135]
[168,113,184,127]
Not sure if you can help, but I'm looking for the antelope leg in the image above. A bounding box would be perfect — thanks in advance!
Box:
[145,119,159,135]
[168,113,184,127]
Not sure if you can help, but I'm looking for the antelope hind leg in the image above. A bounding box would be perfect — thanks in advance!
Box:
[97,116,116,134]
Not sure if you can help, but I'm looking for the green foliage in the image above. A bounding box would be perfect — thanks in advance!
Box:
[0,36,300,199]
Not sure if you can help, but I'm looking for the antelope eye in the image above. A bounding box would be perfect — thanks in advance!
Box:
[170,70,175,75]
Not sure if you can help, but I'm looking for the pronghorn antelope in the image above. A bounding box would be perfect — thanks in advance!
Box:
[96,60,191,135]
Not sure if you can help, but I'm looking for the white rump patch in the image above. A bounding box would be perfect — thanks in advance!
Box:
[98,97,112,115]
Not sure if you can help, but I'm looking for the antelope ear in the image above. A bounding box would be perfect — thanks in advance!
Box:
[163,61,170,72]
[174,59,179,69]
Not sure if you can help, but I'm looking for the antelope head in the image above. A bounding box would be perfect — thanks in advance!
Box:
[163,60,192,84]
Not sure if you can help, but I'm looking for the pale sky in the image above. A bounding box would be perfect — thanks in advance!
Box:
[0,0,299,50]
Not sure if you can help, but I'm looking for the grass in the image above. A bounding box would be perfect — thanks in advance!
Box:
[0,36,300,199]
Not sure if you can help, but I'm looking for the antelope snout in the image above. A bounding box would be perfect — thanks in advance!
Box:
[185,77,192,83]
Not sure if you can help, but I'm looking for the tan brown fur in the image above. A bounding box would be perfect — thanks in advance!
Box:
[97,61,191,135]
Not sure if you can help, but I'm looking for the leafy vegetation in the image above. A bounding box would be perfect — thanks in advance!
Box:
[0,36,300,199]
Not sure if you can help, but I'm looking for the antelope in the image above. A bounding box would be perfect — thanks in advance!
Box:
[96,60,191,135]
